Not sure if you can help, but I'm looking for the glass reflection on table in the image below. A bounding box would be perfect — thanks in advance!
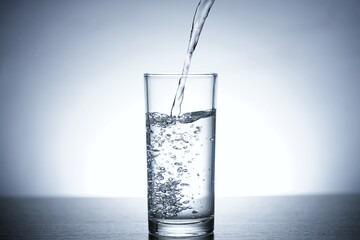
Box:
[149,233,214,240]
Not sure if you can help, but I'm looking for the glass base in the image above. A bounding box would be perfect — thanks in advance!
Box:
[149,216,214,237]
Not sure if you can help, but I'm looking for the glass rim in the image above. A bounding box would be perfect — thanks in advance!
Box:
[144,73,217,77]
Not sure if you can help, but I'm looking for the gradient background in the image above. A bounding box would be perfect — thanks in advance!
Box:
[1,0,359,197]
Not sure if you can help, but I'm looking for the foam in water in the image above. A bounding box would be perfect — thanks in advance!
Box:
[170,0,215,117]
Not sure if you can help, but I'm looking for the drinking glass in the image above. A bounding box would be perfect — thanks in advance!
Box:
[144,73,217,237]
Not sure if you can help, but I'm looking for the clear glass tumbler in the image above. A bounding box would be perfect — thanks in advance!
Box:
[144,73,217,237]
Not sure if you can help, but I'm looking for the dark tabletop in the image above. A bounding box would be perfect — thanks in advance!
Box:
[0,195,359,239]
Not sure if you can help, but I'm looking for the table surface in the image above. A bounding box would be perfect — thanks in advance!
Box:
[0,195,359,239]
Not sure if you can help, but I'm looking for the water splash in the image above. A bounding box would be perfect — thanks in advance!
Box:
[170,0,215,117]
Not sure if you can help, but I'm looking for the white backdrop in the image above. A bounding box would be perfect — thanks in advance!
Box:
[0,0,360,196]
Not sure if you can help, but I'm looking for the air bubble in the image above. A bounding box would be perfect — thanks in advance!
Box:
[180,183,190,187]
[182,133,192,143]
[193,126,202,134]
